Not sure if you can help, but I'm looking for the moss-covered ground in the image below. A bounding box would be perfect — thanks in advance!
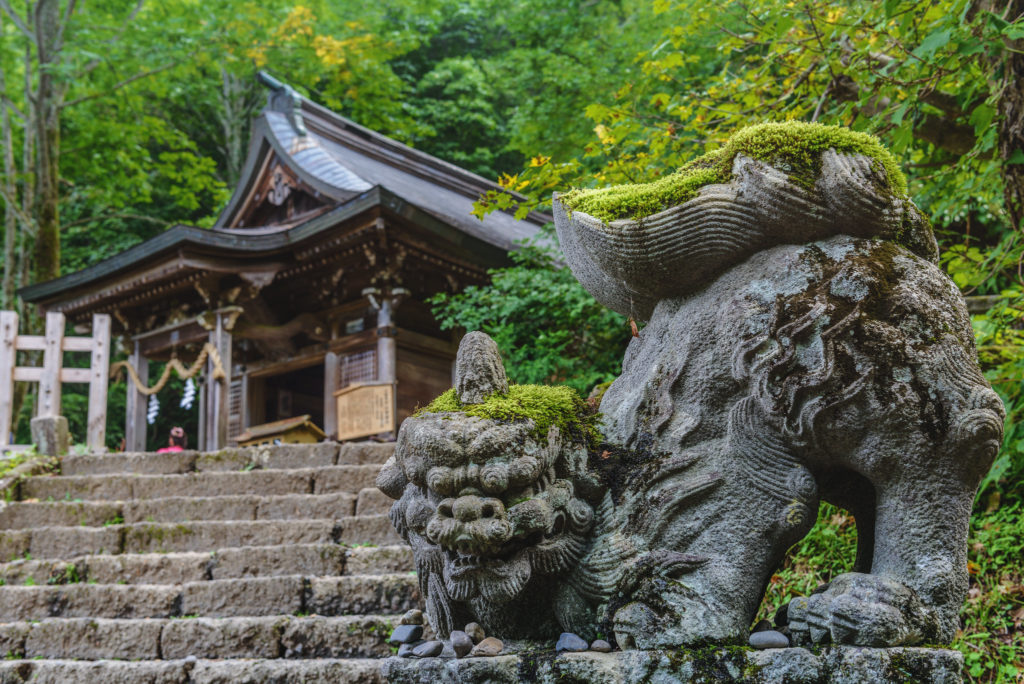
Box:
[756,502,1023,683]
[560,121,907,223]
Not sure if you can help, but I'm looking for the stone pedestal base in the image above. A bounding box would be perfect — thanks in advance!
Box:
[381,646,963,683]
[30,416,69,457]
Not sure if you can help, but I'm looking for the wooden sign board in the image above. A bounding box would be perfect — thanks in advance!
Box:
[334,382,395,441]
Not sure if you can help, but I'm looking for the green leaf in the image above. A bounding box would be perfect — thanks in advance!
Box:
[1007,149,1024,165]
[914,28,952,59]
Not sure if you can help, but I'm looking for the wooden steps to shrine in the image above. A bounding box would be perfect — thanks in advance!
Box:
[0,441,412,683]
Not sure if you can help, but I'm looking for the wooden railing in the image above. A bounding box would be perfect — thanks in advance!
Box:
[0,311,111,452]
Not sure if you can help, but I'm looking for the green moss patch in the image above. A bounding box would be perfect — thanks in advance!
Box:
[418,385,602,448]
[561,121,907,222]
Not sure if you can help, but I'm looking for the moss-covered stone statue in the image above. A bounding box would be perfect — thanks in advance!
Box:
[377,122,1003,658]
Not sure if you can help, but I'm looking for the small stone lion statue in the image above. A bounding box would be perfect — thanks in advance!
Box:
[378,122,1004,651]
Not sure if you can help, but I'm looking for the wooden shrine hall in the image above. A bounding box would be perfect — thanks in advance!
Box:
[20,73,546,451]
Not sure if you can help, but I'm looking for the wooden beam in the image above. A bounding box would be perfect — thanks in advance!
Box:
[0,311,17,449]
[323,351,339,439]
[87,314,111,452]
[37,312,65,418]
[125,342,147,452]
[13,367,91,383]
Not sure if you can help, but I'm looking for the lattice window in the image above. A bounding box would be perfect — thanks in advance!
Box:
[340,349,377,388]
[227,378,245,445]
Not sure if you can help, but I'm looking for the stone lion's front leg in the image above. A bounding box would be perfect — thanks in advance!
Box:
[787,573,940,647]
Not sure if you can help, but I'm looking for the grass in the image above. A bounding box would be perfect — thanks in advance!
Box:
[756,502,1023,683]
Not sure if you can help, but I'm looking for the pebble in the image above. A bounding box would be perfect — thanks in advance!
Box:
[389,624,424,645]
[749,630,790,649]
[398,641,423,657]
[590,639,612,652]
[412,640,444,658]
[451,630,473,658]
[400,609,424,626]
[465,622,485,644]
[556,632,589,653]
[469,636,504,657]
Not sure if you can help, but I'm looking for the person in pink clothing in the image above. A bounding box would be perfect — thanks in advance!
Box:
[157,426,187,453]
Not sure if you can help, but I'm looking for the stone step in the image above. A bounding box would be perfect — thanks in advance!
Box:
[355,487,394,516]
[0,573,419,620]
[0,516,400,560]
[59,442,395,477]
[0,657,384,683]
[0,614,401,661]
[0,544,414,586]
[0,492,357,529]
[20,465,383,502]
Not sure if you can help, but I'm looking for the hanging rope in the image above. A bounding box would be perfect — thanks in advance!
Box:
[110,342,227,397]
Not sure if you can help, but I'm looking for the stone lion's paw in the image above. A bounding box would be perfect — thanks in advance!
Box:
[786,573,940,647]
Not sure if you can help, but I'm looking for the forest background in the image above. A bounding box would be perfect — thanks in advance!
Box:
[0,0,1021,680]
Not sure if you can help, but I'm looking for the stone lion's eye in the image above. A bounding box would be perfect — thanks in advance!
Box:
[427,467,454,495]
[480,465,508,494]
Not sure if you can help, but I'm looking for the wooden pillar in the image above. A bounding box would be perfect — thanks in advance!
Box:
[125,340,148,452]
[206,312,232,450]
[323,351,339,439]
[86,314,111,452]
[376,298,396,384]
[37,312,65,418]
[0,311,17,448]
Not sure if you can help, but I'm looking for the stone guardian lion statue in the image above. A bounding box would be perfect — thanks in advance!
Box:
[377,122,1004,651]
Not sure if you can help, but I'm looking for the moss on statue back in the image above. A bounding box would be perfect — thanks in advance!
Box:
[560,122,907,223]
[418,384,602,449]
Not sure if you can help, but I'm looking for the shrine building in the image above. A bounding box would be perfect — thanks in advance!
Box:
[19,74,546,451]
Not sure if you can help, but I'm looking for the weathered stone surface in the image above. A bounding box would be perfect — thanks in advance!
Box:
[190,658,383,684]
[339,442,396,466]
[345,545,414,575]
[21,473,133,502]
[61,451,197,476]
[280,615,395,658]
[132,469,314,499]
[212,544,346,580]
[123,495,258,523]
[0,622,28,658]
[256,492,356,520]
[355,488,394,516]
[0,558,82,586]
[246,443,340,470]
[454,331,508,403]
[83,552,210,585]
[193,448,252,472]
[380,647,963,683]
[0,584,179,619]
[0,501,122,529]
[161,616,284,659]
[181,576,304,617]
[306,574,420,616]
[0,530,31,562]
[338,515,402,545]
[122,520,337,553]
[0,659,189,683]
[30,416,69,457]
[383,223,1001,649]
[24,617,163,659]
[313,465,384,495]
[27,525,122,559]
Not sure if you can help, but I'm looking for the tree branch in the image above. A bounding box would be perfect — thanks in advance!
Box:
[62,60,179,109]
[0,0,34,40]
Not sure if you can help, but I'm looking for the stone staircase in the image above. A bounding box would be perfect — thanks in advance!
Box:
[0,442,416,683]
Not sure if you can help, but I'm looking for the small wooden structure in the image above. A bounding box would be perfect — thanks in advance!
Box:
[19,74,547,449]
[236,414,326,447]
[0,311,111,452]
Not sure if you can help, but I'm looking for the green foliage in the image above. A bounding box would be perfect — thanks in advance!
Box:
[418,383,601,448]
[759,502,1024,684]
[430,228,630,396]
[561,121,906,222]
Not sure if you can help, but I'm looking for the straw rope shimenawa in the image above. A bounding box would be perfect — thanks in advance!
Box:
[109,342,226,396]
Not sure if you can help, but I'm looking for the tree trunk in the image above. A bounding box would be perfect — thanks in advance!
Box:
[999,0,1024,233]
[1,15,17,310]
[32,0,61,284]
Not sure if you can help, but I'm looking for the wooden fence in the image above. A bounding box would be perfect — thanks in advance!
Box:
[0,311,111,453]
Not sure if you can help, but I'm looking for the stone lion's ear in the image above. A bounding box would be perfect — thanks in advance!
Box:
[455,331,509,404]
